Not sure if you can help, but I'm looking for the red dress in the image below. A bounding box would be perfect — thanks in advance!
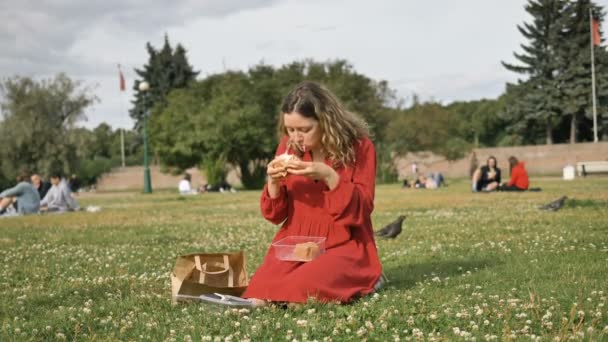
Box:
[242,136,382,303]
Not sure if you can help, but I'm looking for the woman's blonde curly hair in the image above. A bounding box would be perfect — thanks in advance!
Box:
[278,81,369,167]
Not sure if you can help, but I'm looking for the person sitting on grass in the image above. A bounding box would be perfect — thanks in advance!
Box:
[472,156,501,192]
[0,170,40,216]
[31,173,52,199]
[499,156,529,192]
[40,171,80,212]
[206,81,383,307]
[178,172,196,195]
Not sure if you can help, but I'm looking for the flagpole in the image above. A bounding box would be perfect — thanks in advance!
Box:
[590,8,599,143]
[118,64,127,167]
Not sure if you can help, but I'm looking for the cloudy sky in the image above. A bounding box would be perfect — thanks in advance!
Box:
[2,0,607,129]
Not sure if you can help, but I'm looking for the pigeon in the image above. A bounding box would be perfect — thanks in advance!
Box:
[538,196,568,211]
[375,215,406,239]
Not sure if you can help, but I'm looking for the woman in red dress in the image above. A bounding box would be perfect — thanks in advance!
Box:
[242,81,383,306]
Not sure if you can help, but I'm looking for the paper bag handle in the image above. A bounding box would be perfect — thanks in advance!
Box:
[194,255,234,287]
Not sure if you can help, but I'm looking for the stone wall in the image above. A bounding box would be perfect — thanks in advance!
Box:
[395,141,608,179]
[96,166,206,192]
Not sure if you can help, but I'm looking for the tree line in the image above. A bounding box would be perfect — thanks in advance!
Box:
[0,0,605,189]
[0,74,142,189]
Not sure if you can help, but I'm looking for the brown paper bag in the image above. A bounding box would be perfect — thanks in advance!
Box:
[171,251,249,304]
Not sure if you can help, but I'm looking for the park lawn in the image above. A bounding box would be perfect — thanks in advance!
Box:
[0,178,607,341]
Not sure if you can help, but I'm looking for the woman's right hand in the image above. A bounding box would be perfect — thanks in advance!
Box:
[267,158,286,184]
[267,158,286,199]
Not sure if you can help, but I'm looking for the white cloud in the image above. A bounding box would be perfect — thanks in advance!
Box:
[2,0,607,129]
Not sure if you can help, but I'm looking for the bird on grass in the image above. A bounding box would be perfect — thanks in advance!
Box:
[538,196,568,211]
[375,215,406,239]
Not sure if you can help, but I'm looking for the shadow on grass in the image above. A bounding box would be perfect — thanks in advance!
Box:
[383,258,501,289]
[565,198,608,208]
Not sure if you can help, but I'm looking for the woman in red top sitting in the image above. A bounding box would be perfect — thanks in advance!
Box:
[241,81,383,306]
[500,156,529,191]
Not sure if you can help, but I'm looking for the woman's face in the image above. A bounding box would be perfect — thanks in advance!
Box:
[488,158,496,168]
[283,111,322,151]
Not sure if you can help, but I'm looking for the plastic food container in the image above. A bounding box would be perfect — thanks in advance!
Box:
[272,236,326,262]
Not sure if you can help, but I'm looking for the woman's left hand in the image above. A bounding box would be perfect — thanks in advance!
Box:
[287,160,340,189]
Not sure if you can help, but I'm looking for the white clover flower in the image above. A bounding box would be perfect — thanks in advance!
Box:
[296,320,307,327]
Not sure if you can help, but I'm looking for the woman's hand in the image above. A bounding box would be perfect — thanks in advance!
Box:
[287,160,340,190]
[267,158,287,184]
[266,158,287,199]
[488,168,496,180]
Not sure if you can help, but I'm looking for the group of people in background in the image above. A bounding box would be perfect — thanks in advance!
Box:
[401,162,445,189]
[472,155,530,192]
[0,170,80,217]
[178,172,236,195]
[401,155,531,193]
[402,172,445,189]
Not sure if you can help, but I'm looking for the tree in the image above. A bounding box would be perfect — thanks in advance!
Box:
[386,101,470,161]
[502,0,567,144]
[129,34,199,130]
[558,0,608,143]
[68,124,143,185]
[0,74,96,180]
[446,98,507,147]
[151,60,397,188]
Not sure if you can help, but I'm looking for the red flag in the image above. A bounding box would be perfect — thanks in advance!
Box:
[118,65,126,91]
[592,19,601,46]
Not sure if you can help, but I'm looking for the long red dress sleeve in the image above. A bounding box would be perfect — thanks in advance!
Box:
[260,137,290,224]
[243,136,382,304]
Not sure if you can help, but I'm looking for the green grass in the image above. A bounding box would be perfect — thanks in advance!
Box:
[1,178,607,341]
